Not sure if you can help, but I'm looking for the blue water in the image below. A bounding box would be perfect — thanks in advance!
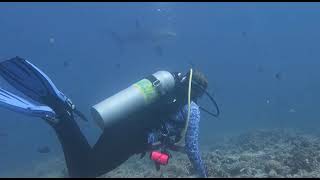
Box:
[0,2,320,176]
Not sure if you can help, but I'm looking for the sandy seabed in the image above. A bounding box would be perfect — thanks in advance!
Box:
[9,128,320,178]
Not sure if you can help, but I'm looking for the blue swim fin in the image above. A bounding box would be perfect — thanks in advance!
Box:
[0,56,67,104]
[0,87,56,119]
[0,56,88,122]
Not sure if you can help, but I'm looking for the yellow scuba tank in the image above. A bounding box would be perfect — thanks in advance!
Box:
[91,71,176,130]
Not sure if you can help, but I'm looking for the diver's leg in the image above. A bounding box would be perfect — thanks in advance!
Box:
[50,114,149,177]
[0,57,93,177]
[85,120,148,177]
[85,131,132,177]
[49,114,92,177]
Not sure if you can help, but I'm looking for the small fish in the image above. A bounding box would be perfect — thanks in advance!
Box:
[109,22,177,54]
[135,20,141,29]
[0,132,8,137]
[288,108,296,113]
[154,45,163,56]
[256,65,264,73]
[241,31,247,37]
[63,61,70,68]
[275,72,283,80]
[37,146,51,154]
[115,63,121,69]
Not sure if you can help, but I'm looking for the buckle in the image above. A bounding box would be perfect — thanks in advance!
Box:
[44,114,60,124]
[66,98,75,110]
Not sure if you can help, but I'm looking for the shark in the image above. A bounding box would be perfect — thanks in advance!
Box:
[109,20,177,56]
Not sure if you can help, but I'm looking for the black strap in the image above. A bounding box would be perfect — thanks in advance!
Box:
[145,75,159,87]
[192,81,220,118]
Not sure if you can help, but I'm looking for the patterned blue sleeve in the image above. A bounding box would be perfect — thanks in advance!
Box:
[184,101,208,178]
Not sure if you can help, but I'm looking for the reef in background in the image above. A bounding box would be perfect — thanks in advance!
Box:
[9,128,320,178]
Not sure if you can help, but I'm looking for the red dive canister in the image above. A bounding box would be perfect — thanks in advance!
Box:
[150,151,169,165]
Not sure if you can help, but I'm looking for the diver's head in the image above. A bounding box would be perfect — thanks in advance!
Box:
[172,69,220,117]
[174,69,208,100]
[189,69,208,99]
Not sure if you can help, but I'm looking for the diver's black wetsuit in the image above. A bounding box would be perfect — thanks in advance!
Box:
[50,112,151,177]
[49,97,166,178]
[47,86,188,178]
[43,69,210,178]
[48,82,208,178]
[0,57,210,177]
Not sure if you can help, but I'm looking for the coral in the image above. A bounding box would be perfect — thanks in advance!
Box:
[264,160,282,174]
[8,128,320,178]
[283,136,320,174]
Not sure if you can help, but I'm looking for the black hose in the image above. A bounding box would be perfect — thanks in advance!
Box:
[192,81,220,118]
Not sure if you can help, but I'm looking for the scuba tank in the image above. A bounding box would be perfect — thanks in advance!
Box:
[91,71,176,130]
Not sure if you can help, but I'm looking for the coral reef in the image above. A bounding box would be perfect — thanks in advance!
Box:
[9,128,320,178]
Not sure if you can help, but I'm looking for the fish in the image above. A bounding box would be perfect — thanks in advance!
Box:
[241,31,247,38]
[115,63,121,69]
[275,72,283,80]
[109,19,177,55]
[0,132,8,137]
[154,45,164,57]
[135,19,141,29]
[288,108,296,113]
[63,60,70,68]
[37,146,51,153]
[257,66,264,73]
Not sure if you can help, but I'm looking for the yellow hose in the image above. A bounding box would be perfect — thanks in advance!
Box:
[175,68,193,146]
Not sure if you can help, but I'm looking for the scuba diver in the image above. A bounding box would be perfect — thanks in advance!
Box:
[0,56,220,178]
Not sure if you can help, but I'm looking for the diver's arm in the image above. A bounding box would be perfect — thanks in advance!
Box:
[184,101,208,178]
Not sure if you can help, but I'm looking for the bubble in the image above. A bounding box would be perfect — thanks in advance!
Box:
[49,37,55,44]
[266,99,270,104]
[288,108,296,113]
